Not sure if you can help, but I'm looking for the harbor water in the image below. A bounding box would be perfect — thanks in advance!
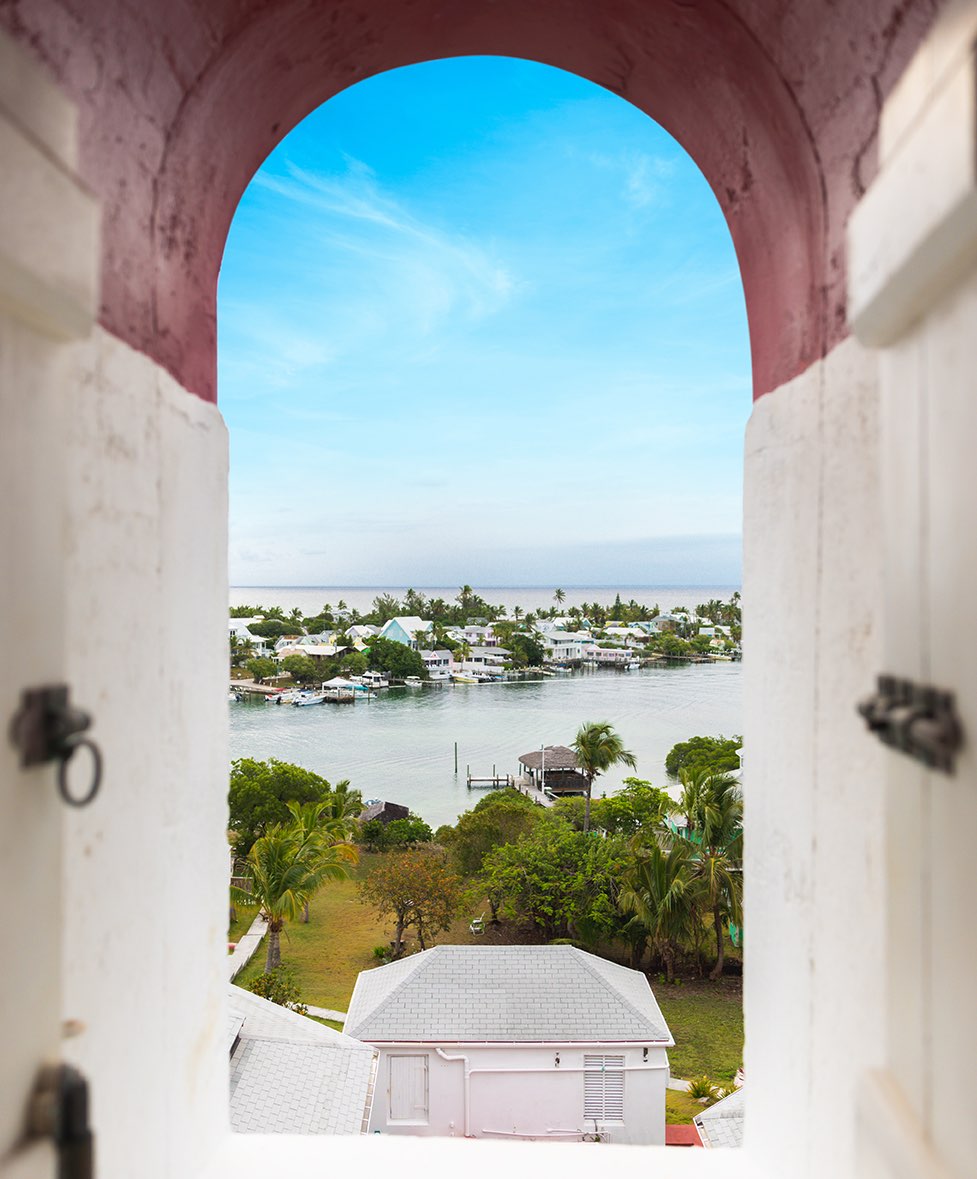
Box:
[229,662,743,829]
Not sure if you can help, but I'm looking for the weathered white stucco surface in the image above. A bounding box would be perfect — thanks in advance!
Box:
[3,5,976,1178]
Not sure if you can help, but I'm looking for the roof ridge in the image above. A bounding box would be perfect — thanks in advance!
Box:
[568,947,669,1040]
[345,947,436,1036]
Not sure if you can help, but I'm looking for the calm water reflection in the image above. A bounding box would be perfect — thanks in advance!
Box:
[229,664,742,828]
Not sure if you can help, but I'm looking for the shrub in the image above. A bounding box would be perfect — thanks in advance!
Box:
[687,1075,718,1103]
[247,965,308,1014]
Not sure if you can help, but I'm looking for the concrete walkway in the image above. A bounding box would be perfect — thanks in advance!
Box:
[306,1005,347,1025]
[667,1078,692,1092]
[227,912,268,980]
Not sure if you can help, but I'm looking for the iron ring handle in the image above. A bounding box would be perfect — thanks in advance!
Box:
[56,736,102,808]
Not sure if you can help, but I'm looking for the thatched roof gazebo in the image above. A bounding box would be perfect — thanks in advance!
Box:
[518,746,587,796]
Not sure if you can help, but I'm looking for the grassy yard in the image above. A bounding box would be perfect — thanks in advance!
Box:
[666,1088,707,1126]
[230,853,743,1089]
[656,976,743,1084]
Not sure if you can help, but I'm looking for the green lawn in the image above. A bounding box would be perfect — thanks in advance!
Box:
[231,854,493,1008]
[666,1088,707,1125]
[229,854,743,1087]
[656,976,743,1083]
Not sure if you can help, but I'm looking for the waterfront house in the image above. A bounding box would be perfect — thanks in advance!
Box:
[378,616,433,649]
[228,984,377,1135]
[461,646,510,670]
[344,945,673,1143]
[420,649,452,677]
[539,631,591,664]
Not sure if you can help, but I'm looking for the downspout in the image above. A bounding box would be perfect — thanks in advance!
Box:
[435,1047,472,1137]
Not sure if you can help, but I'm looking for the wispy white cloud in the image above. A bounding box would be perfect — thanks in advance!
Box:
[253,159,515,327]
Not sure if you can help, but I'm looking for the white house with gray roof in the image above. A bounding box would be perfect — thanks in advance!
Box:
[344,945,673,1144]
[228,984,378,1136]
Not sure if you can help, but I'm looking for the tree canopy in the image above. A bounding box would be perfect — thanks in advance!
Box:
[366,637,427,680]
[359,849,462,954]
[665,735,742,779]
[229,758,351,858]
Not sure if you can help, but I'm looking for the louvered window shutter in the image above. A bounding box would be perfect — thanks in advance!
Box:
[583,1054,625,1121]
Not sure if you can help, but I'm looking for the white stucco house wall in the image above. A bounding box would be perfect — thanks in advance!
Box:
[344,945,673,1144]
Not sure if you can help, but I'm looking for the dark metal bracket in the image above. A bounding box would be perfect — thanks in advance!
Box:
[30,1062,95,1179]
[858,674,963,774]
[9,684,102,806]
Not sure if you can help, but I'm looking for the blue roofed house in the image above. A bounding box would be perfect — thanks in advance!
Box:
[344,945,674,1144]
[378,616,433,649]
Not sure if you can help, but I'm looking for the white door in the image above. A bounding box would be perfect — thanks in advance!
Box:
[849,11,977,1178]
[0,30,98,1178]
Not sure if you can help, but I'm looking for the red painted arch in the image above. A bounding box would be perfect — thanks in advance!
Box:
[0,0,940,402]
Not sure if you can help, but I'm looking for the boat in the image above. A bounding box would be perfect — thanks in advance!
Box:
[451,672,479,684]
[228,690,242,702]
[353,671,390,689]
[404,676,423,687]
[427,669,451,683]
[292,692,326,707]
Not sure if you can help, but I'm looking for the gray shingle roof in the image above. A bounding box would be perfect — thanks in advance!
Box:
[344,945,673,1044]
[694,1087,745,1148]
[228,984,377,1135]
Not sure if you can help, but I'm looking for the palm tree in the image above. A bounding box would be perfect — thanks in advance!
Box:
[232,824,356,971]
[619,838,700,981]
[512,605,524,622]
[670,769,743,979]
[572,721,637,833]
[285,798,359,922]
[554,588,566,607]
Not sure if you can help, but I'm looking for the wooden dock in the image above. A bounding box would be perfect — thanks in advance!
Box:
[466,769,515,790]
[512,776,554,808]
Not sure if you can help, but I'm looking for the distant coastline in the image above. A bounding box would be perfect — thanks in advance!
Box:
[229,585,741,616]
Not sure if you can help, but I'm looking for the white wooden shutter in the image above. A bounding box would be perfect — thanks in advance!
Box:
[584,1054,625,1121]
[388,1054,429,1122]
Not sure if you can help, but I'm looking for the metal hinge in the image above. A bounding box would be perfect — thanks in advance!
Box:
[858,675,963,773]
[9,685,102,806]
[29,1063,94,1179]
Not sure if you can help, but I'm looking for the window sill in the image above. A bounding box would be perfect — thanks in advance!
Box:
[201,1133,759,1179]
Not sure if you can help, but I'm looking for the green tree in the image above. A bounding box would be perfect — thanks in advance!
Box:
[665,736,742,779]
[619,837,700,981]
[285,798,359,923]
[671,769,743,979]
[358,813,433,852]
[367,636,426,680]
[554,777,670,836]
[449,790,542,880]
[359,849,462,955]
[279,654,319,684]
[340,650,368,676]
[481,821,626,940]
[245,656,278,683]
[572,721,637,833]
[246,964,308,1013]
[507,632,545,668]
[229,758,337,859]
[554,587,566,606]
[232,825,354,971]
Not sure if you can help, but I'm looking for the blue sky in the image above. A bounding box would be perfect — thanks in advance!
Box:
[218,57,750,587]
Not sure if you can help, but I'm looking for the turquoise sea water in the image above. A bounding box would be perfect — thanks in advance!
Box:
[229,662,742,829]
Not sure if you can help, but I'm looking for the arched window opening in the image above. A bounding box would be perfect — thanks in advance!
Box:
[220,56,750,1147]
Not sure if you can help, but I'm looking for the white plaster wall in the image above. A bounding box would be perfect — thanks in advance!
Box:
[369,1043,666,1145]
[59,326,229,1179]
[743,335,886,1178]
[0,30,97,1179]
